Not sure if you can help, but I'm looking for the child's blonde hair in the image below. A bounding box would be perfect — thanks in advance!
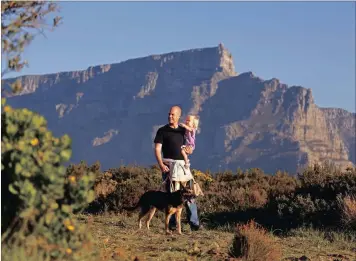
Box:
[187,115,199,129]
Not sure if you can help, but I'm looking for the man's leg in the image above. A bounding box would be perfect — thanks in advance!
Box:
[186,179,200,230]
[186,199,200,230]
[162,171,177,229]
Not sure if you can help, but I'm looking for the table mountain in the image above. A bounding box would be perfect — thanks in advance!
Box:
[4,44,355,173]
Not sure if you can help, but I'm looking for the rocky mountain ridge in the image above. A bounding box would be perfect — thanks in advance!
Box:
[4,44,355,173]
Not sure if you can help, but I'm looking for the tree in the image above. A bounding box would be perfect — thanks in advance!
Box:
[1,1,61,93]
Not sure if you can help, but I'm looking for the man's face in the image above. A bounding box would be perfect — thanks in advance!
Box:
[168,107,181,125]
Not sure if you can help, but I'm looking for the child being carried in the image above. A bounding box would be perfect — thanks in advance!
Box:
[179,115,199,169]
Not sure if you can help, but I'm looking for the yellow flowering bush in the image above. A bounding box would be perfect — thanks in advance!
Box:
[192,169,214,183]
[1,100,96,259]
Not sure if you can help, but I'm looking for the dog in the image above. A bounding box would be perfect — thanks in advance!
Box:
[123,188,195,235]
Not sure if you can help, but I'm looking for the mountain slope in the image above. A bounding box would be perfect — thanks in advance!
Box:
[4,44,355,173]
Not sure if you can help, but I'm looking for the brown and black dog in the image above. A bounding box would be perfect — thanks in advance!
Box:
[123,188,194,235]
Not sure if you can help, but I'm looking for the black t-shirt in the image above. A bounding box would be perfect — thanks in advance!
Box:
[154,124,186,160]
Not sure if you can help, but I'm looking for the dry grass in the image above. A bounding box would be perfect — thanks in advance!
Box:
[85,213,233,261]
[3,213,355,261]
[280,227,356,261]
[84,214,355,261]
[338,194,356,228]
[229,220,282,261]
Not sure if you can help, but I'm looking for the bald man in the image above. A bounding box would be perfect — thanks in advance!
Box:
[154,105,201,231]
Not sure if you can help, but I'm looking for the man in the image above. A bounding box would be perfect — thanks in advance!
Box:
[154,105,201,231]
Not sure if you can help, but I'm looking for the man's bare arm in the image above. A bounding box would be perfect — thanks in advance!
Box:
[179,123,194,132]
[155,143,169,172]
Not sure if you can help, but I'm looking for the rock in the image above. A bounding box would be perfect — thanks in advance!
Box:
[299,256,311,261]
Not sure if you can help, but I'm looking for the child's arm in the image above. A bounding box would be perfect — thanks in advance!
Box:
[179,123,194,132]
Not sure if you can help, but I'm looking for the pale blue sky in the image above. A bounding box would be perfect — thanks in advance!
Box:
[4,2,355,112]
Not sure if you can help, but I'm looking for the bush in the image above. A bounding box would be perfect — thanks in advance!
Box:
[85,161,356,231]
[87,165,162,213]
[1,101,96,259]
[229,220,282,261]
[272,164,356,229]
[65,161,101,213]
[195,168,289,214]
[338,194,356,229]
[273,193,338,228]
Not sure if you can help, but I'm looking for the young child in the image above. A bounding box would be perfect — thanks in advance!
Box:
[180,115,199,169]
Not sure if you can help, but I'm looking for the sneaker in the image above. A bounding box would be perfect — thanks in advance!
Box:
[190,224,204,231]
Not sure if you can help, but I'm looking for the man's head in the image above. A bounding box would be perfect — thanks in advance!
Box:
[168,106,181,127]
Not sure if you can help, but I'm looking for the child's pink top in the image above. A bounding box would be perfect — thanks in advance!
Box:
[185,128,196,150]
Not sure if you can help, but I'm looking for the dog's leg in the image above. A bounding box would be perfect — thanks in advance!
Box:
[176,208,183,235]
[146,207,156,230]
[165,211,173,235]
[138,207,150,229]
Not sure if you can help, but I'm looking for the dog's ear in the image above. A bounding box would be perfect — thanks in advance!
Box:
[182,188,194,199]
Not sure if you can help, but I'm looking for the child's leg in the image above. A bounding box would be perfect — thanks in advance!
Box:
[181,148,190,168]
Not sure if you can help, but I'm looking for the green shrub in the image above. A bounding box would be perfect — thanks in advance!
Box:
[270,164,356,229]
[65,161,101,213]
[85,160,356,231]
[268,170,300,197]
[1,100,96,259]
[87,165,162,213]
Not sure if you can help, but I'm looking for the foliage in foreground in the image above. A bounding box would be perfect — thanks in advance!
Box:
[1,102,96,260]
[1,1,61,83]
[1,2,98,259]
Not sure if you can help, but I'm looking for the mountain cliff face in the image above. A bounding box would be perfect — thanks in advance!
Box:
[4,44,355,173]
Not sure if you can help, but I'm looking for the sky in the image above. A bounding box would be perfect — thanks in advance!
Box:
[3,2,355,112]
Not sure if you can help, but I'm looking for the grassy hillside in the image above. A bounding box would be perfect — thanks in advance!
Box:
[82,213,355,261]
[2,161,356,261]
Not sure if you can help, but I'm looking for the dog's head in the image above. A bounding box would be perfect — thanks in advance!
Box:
[178,187,195,202]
